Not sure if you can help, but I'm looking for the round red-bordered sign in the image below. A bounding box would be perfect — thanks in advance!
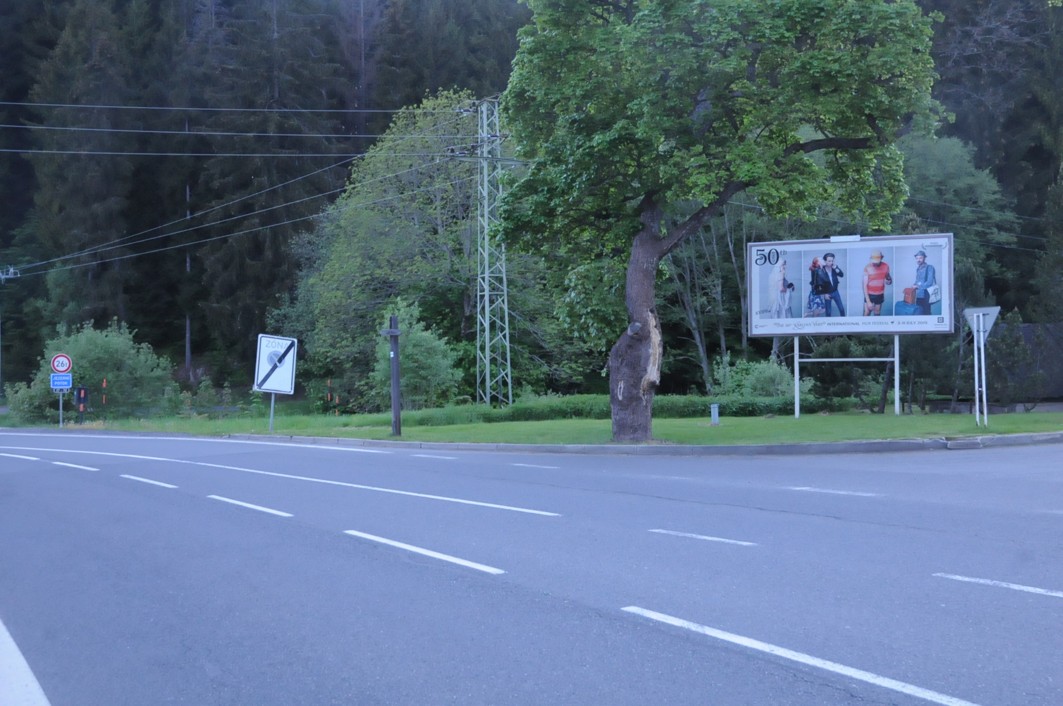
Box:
[51,353,72,374]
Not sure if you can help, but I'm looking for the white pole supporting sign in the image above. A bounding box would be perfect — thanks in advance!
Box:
[253,334,298,434]
[963,307,999,427]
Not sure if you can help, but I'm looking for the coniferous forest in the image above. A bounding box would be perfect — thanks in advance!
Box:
[1,0,1062,411]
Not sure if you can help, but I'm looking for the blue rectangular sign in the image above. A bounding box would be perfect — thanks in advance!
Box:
[50,373,72,390]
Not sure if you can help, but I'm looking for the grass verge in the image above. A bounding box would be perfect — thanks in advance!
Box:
[12,409,1062,446]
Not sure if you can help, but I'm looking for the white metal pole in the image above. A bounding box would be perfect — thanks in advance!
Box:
[973,314,983,426]
[971,318,978,426]
[794,336,800,419]
[979,314,989,428]
[894,334,901,416]
[269,392,276,434]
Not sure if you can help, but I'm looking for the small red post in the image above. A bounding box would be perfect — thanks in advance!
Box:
[102,377,107,405]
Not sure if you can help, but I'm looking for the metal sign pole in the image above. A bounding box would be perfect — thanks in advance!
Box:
[979,313,989,428]
[793,336,800,419]
[269,392,276,434]
[58,391,64,428]
[894,335,901,416]
[973,314,983,427]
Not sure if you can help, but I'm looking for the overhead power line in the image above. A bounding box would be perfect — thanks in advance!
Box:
[0,148,375,157]
[19,174,478,278]
[0,100,461,114]
[0,123,478,140]
[18,158,459,272]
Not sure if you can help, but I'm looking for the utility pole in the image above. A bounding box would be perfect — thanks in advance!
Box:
[475,98,513,407]
[0,266,20,397]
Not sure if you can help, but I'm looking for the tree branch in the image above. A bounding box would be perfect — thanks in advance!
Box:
[782,136,873,157]
[657,180,750,256]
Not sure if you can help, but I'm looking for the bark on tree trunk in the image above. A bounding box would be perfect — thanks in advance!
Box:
[609,228,665,442]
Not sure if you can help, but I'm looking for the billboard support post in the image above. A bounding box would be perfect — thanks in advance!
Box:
[894,335,901,416]
[796,344,903,418]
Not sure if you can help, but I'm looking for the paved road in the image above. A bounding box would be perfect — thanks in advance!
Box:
[1,432,1061,705]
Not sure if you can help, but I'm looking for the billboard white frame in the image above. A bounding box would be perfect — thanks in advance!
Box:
[747,233,954,337]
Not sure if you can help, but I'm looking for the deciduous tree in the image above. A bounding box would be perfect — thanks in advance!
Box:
[501,0,940,440]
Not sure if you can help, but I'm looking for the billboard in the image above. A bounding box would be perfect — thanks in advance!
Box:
[747,233,954,337]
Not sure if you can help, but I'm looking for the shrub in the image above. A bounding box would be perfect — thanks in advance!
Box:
[371,300,463,411]
[6,319,178,423]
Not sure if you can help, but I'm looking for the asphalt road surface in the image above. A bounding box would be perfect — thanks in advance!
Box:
[1,431,1061,705]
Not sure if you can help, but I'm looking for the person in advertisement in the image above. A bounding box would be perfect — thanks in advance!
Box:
[814,251,845,316]
[911,250,937,315]
[805,257,826,317]
[767,259,794,318]
[862,250,892,316]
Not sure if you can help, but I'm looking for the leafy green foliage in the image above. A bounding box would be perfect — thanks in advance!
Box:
[987,310,1047,408]
[273,90,479,403]
[366,392,818,426]
[5,319,178,422]
[370,299,462,411]
[501,0,941,253]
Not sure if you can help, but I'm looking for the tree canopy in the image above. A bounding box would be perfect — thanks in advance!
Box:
[501,0,941,440]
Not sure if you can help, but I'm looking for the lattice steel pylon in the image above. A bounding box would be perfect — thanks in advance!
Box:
[475,98,513,406]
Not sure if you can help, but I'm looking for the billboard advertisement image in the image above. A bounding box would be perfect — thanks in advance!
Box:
[747,233,954,337]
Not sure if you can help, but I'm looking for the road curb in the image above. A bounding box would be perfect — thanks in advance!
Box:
[4,428,1061,455]
[216,433,1063,456]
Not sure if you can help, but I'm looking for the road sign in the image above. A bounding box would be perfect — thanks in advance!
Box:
[51,353,72,374]
[253,334,297,395]
[50,373,72,391]
[963,306,1000,344]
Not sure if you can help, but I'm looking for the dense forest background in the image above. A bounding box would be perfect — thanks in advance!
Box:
[1,0,1062,408]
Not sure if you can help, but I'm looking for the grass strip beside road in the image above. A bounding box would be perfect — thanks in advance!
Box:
[32,410,1063,446]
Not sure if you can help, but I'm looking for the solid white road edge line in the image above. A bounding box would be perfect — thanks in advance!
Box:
[120,475,178,489]
[788,486,880,497]
[933,573,1063,599]
[344,530,505,575]
[648,529,758,547]
[207,495,293,518]
[51,461,98,471]
[621,607,979,706]
[1,434,389,454]
[0,446,560,517]
[412,454,457,460]
[0,453,40,461]
[0,617,51,706]
[511,463,560,469]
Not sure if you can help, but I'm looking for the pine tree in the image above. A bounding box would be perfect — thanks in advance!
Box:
[26,0,137,326]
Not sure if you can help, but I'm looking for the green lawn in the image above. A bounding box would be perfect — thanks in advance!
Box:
[20,409,1062,446]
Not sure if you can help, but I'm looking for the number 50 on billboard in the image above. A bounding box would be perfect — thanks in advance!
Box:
[746,233,954,337]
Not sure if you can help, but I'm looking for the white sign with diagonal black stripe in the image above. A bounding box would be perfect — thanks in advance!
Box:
[253,334,298,395]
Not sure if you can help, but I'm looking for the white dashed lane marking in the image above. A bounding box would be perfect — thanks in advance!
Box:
[933,573,1063,599]
[344,530,506,575]
[622,607,979,706]
[120,475,178,489]
[51,461,98,471]
[207,495,293,518]
[787,486,880,498]
[649,529,758,547]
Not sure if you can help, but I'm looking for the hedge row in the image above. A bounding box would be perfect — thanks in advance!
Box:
[401,394,831,427]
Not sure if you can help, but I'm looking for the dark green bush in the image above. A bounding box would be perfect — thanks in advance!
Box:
[394,393,849,426]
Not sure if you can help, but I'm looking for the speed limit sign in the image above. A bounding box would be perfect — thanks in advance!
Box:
[50,353,72,374]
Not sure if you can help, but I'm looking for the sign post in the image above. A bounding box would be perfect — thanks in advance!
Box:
[963,307,999,427]
[253,334,298,433]
[50,353,73,428]
[380,316,402,436]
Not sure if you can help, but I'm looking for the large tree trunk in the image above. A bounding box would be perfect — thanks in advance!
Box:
[609,228,665,442]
